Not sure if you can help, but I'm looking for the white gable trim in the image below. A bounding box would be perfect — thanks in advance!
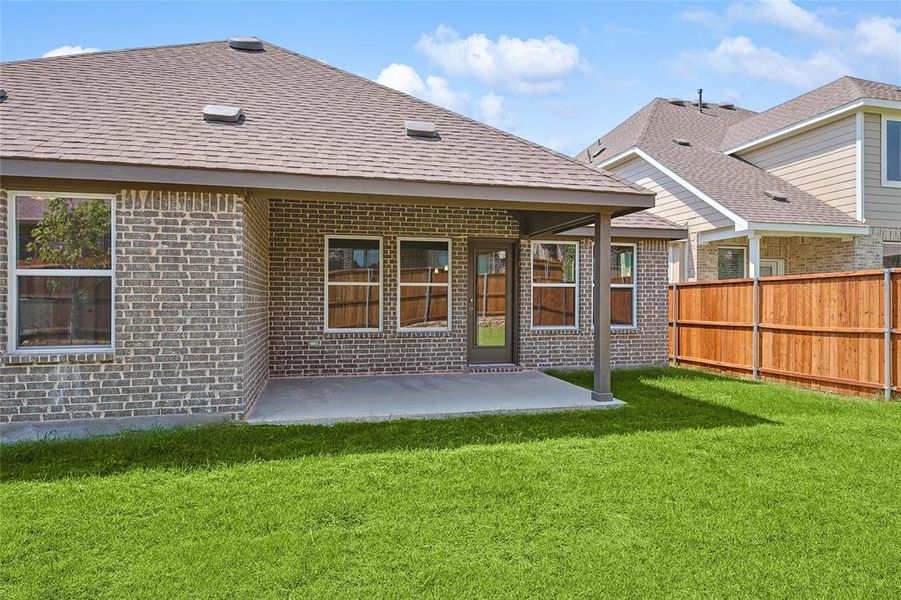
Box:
[600,147,748,230]
[725,98,901,155]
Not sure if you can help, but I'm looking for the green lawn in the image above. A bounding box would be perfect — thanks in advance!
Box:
[3,367,901,598]
[476,324,505,347]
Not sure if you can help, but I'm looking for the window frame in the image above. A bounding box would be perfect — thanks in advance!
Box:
[758,258,785,277]
[610,242,638,330]
[324,234,384,333]
[396,237,452,333]
[882,115,901,188]
[530,240,579,331]
[717,245,748,279]
[7,190,117,354]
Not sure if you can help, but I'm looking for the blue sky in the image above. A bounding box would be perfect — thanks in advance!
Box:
[2,1,899,155]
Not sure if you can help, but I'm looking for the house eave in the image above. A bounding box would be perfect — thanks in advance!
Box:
[698,222,870,244]
[0,158,655,213]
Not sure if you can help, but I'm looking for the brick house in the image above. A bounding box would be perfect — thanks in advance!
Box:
[0,38,683,424]
[578,77,901,281]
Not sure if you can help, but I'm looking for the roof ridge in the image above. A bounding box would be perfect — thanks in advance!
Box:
[0,39,227,66]
[258,41,646,191]
[634,99,663,149]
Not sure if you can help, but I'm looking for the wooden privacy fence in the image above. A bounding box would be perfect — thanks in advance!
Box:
[669,269,900,399]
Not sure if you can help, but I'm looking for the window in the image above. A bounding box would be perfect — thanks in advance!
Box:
[532,241,578,329]
[884,242,901,268]
[611,244,637,328]
[398,239,450,330]
[9,192,114,352]
[758,258,785,277]
[884,117,901,187]
[717,246,747,279]
[325,236,382,331]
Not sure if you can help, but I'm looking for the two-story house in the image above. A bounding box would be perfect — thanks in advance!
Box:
[579,77,901,281]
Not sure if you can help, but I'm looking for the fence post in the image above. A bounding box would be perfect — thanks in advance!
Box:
[752,276,760,380]
[672,282,679,366]
[885,269,892,401]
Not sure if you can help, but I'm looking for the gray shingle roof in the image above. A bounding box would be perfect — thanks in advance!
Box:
[720,76,901,151]
[0,40,648,198]
[578,96,864,227]
[612,211,684,230]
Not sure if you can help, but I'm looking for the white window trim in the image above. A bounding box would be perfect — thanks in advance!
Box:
[324,235,383,333]
[530,240,579,331]
[611,243,638,330]
[7,190,116,354]
[881,114,901,188]
[759,258,785,277]
[396,237,452,332]
[717,245,748,279]
[668,240,686,284]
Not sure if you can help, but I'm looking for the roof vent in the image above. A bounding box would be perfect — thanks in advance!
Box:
[591,146,606,158]
[673,138,691,146]
[228,36,264,51]
[203,104,243,123]
[764,190,789,202]
[405,120,438,138]
[718,102,735,110]
[0,89,6,102]
[668,98,685,106]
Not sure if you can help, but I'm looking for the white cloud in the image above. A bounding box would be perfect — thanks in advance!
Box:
[416,25,584,95]
[681,36,849,89]
[478,92,505,127]
[375,63,469,112]
[726,0,837,39]
[678,8,726,30]
[42,45,100,58]
[852,16,901,61]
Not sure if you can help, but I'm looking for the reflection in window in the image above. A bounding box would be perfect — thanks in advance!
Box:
[717,247,746,279]
[532,242,578,328]
[399,239,450,329]
[886,119,901,183]
[611,244,636,327]
[326,237,382,330]
[13,194,114,350]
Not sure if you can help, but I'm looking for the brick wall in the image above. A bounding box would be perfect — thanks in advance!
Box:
[2,191,672,422]
[268,197,670,376]
[242,196,270,412]
[694,234,884,281]
[1,189,249,422]
[518,238,669,369]
[268,198,520,376]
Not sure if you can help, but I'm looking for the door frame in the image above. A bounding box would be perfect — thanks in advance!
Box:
[467,238,518,364]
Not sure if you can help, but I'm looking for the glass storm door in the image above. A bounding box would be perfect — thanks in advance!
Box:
[468,241,514,364]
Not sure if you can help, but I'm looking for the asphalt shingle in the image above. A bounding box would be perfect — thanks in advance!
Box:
[0,40,649,198]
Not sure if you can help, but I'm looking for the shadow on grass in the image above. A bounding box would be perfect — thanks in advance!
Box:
[1,368,771,482]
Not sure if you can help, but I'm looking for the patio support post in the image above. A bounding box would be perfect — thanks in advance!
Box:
[593,212,613,402]
[748,234,761,278]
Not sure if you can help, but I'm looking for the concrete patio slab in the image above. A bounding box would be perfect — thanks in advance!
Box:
[246,371,623,425]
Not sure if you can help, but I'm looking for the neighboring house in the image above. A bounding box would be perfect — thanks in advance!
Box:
[0,38,684,423]
[578,76,901,281]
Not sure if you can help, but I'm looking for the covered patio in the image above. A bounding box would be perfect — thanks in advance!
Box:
[246,371,624,425]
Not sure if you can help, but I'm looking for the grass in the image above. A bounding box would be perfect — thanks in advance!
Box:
[476,324,505,347]
[2,368,901,598]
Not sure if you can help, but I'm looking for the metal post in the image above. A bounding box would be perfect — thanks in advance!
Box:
[752,275,760,379]
[672,282,679,365]
[885,269,892,401]
[593,213,612,401]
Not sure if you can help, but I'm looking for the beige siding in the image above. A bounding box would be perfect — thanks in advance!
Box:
[610,156,731,233]
[740,115,858,218]
[863,112,901,227]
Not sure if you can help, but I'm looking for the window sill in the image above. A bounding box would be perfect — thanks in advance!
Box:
[611,326,639,334]
[2,350,116,365]
[397,329,453,337]
[530,328,581,335]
